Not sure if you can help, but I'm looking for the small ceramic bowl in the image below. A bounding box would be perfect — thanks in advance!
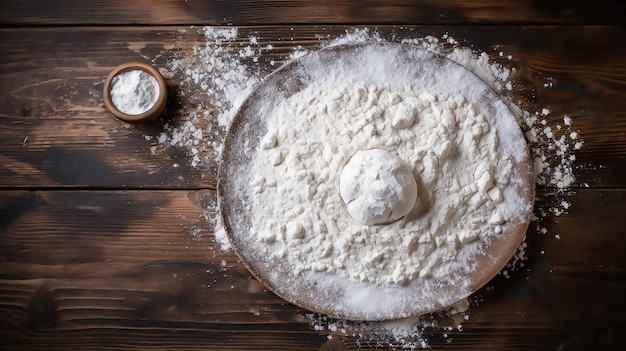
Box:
[103,62,167,123]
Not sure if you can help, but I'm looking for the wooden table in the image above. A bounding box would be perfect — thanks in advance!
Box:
[1,2,625,350]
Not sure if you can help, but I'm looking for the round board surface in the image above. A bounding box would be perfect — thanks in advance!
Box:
[218,42,535,321]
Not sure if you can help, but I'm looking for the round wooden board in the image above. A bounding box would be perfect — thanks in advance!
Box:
[218,42,535,321]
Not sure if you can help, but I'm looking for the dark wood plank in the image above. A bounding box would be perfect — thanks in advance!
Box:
[0,28,214,189]
[0,188,624,350]
[1,2,624,349]
[1,26,626,189]
[1,0,625,26]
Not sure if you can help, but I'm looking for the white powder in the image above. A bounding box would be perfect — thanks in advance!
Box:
[213,214,231,251]
[307,297,470,349]
[220,42,533,322]
[249,74,523,286]
[159,27,267,167]
[110,69,159,115]
[523,110,580,189]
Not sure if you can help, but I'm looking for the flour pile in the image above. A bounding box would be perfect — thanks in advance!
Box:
[110,69,159,115]
[247,60,529,287]
[156,27,583,349]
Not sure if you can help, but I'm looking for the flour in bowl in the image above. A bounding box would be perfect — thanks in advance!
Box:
[110,69,159,115]
[247,53,527,286]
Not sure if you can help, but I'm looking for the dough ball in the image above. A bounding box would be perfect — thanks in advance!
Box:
[340,149,418,225]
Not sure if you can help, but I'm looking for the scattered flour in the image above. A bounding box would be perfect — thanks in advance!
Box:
[110,69,159,115]
[213,214,231,251]
[524,108,581,189]
[158,27,269,167]
[308,297,470,349]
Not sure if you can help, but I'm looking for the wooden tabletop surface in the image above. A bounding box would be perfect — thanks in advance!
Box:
[1,2,625,350]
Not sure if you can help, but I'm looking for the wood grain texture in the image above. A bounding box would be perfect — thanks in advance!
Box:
[0,189,624,350]
[1,26,625,189]
[1,7,626,349]
[1,0,625,26]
